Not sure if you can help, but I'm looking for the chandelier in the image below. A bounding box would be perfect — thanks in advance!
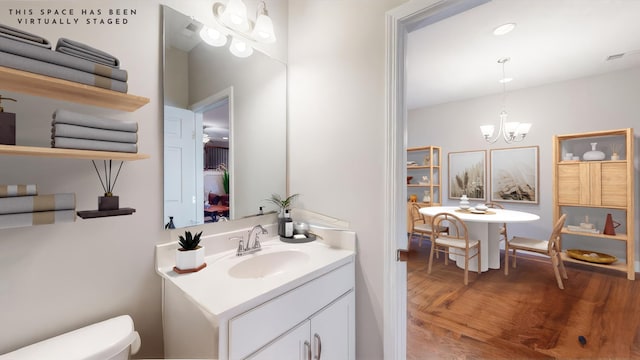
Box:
[480,57,531,144]
[199,0,276,58]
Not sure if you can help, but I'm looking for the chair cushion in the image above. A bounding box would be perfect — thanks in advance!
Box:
[414,223,433,232]
[509,236,548,251]
[435,235,478,248]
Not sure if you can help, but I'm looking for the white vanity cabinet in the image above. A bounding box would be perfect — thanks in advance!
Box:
[248,291,354,360]
[157,233,357,360]
[229,261,355,360]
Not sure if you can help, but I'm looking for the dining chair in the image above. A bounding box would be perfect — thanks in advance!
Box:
[485,202,508,242]
[504,214,568,289]
[428,212,481,285]
[408,202,446,251]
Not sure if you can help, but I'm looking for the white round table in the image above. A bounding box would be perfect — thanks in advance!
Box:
[419,206,540,272]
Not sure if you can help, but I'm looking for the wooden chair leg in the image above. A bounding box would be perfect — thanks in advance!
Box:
[504,244,510,275]
[558,252,568,279]
[477,246,481,276]
[512,249,517,268]
[464,249,469,285]
[427,243,436,274]
[551,254,565,290]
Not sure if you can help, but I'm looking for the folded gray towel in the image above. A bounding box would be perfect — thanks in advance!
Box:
[52,137,138,153]
[52,109,138,133]
[0,51,127,92]
[56,37,119,68]
[0,193,75,215]
[0,23,51,48]
[0,36,127,81]
[52,123,138,143]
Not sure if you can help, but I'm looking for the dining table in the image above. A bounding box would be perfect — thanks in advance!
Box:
[419,205,540,272]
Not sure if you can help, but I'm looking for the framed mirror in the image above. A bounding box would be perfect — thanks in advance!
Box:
[162,5,286,229]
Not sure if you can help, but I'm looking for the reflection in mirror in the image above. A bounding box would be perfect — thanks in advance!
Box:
[162,5,286,229]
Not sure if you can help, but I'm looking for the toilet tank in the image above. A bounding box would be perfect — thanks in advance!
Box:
[0,315,141,360]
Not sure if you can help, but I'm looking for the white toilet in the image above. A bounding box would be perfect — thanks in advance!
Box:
[0,315,141,360]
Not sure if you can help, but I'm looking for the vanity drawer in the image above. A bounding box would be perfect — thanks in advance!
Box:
[228,261,355,360]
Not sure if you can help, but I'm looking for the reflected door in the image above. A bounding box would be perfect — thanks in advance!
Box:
[164,105,199,227]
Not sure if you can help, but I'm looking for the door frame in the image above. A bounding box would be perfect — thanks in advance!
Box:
[383,1,490,358]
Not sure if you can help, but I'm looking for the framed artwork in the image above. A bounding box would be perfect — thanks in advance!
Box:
[448,150,486,200]
[490,146,539,204]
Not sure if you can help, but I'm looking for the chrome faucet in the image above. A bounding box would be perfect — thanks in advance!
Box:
[236,225,268,256]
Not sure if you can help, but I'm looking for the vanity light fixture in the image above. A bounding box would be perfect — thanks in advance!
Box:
[480,57,531,144]
[199,0,276,58]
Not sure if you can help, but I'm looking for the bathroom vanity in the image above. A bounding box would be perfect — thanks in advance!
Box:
[155,220,356,360]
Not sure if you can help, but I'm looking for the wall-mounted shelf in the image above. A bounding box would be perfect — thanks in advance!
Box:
[0,66,149,112]
[0,144,149,161]
[77,208,136,219]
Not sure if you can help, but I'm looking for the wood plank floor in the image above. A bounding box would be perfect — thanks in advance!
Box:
[407,236,640,359]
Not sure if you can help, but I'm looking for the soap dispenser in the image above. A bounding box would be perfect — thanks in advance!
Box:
[0,95,17,145]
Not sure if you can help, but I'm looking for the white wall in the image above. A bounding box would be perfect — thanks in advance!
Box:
[0,1,289,357]
[0,1,164,357]
[409,67,640,265]
[288,0,405,358]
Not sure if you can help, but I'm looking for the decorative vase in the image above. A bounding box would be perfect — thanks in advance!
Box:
[603,214,621,236]
[175,246,206,272]
[611,153,620,161]
[583,142,605,161]
[422,191,431,203]
[459,194,470,209]
[98,195,119,211]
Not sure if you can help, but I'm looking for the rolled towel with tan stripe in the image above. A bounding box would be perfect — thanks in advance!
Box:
[0,184,37,197]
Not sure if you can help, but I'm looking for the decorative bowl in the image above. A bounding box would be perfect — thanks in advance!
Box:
[566,249,617,264]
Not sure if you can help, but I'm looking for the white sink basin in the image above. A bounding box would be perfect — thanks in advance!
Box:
[228,250,311,279]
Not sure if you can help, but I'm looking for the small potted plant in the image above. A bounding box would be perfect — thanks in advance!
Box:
[266,193,300,217]
[174,230,206,273]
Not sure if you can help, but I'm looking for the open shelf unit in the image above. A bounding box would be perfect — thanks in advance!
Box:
[407,145,441,205]
[0,66,150,223]
[552,128,635,280]
[0,66,149,160]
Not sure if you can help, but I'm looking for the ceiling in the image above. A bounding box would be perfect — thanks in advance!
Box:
[406,0,640,110]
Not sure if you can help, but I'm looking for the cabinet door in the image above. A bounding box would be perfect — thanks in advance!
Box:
[310,291,355,360]
[600,162,627,207]
[248,321,311,360]
[558,162,627,207]
[557,163,584,205]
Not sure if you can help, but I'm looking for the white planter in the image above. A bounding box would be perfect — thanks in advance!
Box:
[175,246,205,271]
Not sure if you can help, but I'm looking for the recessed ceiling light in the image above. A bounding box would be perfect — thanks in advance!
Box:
[498,77,513,83]
[493,23,516,36]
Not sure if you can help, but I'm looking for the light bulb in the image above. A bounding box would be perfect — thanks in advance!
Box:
[199,26,227,47]
[229,37,253,58]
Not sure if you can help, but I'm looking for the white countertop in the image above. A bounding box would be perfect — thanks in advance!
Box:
[156,237,355,320]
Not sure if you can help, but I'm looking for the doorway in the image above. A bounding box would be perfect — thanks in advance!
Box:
[384,1,489,358]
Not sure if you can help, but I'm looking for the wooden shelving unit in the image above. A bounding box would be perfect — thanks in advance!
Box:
[0,66,149,112]
[407,145,441,205]
[552,128,635,280]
